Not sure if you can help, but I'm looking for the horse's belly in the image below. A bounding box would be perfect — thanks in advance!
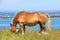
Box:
[25,22,38,26]
[24,16,38,26]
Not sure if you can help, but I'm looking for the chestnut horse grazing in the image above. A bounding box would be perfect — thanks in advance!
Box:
[10,11,51,35]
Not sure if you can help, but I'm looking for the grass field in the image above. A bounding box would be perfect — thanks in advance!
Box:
[0,28,60,40]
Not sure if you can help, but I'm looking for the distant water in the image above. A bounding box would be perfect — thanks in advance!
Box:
[0,13,60,29]
[0,17,60,29]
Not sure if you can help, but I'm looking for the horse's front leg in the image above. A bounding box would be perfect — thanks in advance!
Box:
[20,22,25,35]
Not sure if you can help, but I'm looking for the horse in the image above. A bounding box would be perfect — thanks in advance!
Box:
[10,11,51,35]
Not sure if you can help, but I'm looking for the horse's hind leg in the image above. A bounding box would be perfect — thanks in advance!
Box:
[39,22,46,32]
[20,22,25,35]
[39,22,48,35]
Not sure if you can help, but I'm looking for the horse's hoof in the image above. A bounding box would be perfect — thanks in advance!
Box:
[22,31,24,35]
[41,31,49,35]
[22,33,24,35]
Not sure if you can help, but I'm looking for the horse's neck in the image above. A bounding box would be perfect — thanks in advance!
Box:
[12,19,17,26]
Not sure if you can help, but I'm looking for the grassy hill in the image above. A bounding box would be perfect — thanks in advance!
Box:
[0,28,60,40]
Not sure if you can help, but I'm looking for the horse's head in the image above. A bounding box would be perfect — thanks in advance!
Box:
[10,23,16,32]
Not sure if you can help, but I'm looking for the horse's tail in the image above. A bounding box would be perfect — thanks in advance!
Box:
[46,13,51,31]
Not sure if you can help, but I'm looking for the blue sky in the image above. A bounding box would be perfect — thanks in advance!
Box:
[0,0,60,12]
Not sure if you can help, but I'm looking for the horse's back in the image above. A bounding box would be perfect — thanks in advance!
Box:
[24,12,39,23]
[14,11,48,24]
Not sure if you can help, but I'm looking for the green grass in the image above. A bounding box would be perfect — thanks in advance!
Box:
[0,28,60,40]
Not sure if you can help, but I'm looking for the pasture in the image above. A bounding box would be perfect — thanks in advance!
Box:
[0,28,60,40]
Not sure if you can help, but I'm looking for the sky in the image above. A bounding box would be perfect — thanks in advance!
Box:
[0,0,60,12]
[0,0,60,28]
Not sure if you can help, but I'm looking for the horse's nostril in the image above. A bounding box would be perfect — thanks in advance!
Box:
[10,28,16,32]
[11,30,16,33]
